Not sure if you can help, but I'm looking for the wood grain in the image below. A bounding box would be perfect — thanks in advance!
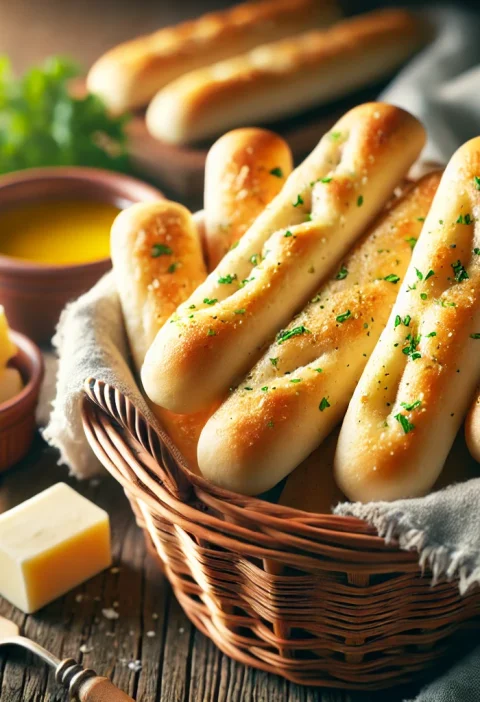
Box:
[0,437,434,702]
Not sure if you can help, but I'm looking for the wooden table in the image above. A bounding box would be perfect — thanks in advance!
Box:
[0,436,431,702]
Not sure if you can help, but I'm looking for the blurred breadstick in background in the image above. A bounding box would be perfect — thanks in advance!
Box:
[87,0,341,114]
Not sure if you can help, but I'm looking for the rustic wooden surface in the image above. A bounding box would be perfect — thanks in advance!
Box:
[0,437,426,702]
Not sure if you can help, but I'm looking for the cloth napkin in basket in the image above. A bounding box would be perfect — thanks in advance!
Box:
[43,6,480,700]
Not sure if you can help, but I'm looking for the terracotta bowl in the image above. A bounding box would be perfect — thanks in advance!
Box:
[0,167,163,344]
[0,331,44,473]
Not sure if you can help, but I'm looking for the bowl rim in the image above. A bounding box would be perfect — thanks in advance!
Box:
[0,330,44,414]
[0,165,163,273]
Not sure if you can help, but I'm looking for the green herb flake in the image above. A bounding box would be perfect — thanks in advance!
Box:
[470,333,480,339]
[401,399,422,411]
[357,195,364,207]
[270,357,279,367]
[269,167,283,178]
[425,269,435,281]
[415,268,424,281]
[261,386,269,392]
[168,262,179,274]
[474,176,480,191]
[290,378,301,384]
[267,420,275,428]
[189,304,196,309]
[425,331,437,337]
[335,265,348,280]
[330,131,342,141]
[320,176,333,183]
[384,273,400,284]
[284,230,293,238]
[406,237,418,250]
[203,297,217,306]
[250,253,261,266]
[207,329,216,336]
[319,397,331,411]
[395,413,415,434]
[218,273,237,284]
[336,310,351,324]
[314,368,323,373]
[293,194,304,207]
[394,315,402,328]
[151,243,173,257]
[420,293,428,300]
[417,217,425,222]
[457,214,473,225]
[234,309,246,315]
[244,387,253,391]
[230,241,239,250]
[277,325,311,344]
[402,333,421,361]
[451,260,469,282]
[474,248,480,255]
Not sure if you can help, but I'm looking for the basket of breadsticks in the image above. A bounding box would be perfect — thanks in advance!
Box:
[81,103,480,690]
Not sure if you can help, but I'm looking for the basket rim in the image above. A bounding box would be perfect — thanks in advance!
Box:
[83,377,406,548]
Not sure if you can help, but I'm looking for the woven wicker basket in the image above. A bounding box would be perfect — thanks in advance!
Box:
[82,378,480,691]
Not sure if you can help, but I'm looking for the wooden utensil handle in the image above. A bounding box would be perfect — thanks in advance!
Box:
[77,676,135,701]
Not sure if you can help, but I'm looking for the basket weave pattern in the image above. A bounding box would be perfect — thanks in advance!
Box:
[82,379,480,690]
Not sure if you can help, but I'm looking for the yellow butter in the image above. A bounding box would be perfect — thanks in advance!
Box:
[0,483,111,613]
[0,368,23,405]
[0,305,17,370]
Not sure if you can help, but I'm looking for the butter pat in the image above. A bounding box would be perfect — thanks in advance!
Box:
[0,367,23,405]
[0,483,111,613]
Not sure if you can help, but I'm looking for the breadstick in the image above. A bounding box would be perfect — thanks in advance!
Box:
[335,137,480,502]
[111,201,207,370]
[146,9,425,145]
[87,0,340,114]
[142,103,426,414]
[465,390,480,463]
[197,173,440,494]
[204,128,293,269]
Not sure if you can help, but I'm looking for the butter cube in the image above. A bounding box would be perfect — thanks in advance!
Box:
[0,483,111,613]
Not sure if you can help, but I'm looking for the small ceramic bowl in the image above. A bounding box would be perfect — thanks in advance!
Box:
[0,167,163,344]
[0,331,44,472]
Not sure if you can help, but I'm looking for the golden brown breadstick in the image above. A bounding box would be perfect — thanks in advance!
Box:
[142,103,426,414]
[87,0,340,114]
[335,137,480,502]
[146,9,425,145]
[198,173,440,494]
[111,201,207,370]
[465,391,480,463]
[204,128,293,269]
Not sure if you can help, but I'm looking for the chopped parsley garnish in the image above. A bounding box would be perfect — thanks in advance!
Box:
[475,176,480,191]
[474,248,480,255]
[189,304,196,309]
[244,387,253,391]
[420,293,428,300]
[401,400,422,411]
[456,214,473,225]
[320,176,333,183]
[330,131,342,141]
[357,195,364,207]
[167,262,179,273]
[290,378,301,383]
[470,333,480,339]
[402,333,421,361]
[395,315,410,328]
[336,310,351,324]
[451,260,469,282]
[230,241,239,250]
[319,397,331,411]
[406,237,418,250]
[395,413,415,434]
[250,253,261,266]
[277,325,311,344]
[425,331,437,337]
[203,297,217,305]
[417,217,425,222]
[218,273,237,284]
[241,276,255,287]
[384,273,400,284]
[293,194,304,207]
[415,268,424,281]
[234,309,246,315]
[270,357,279,367]
[425,269,435,281]
[269,167,283,178]
[261,386,268,392]
[151,243,173,257]
[335,265,348,280]
[207,329,216,336]
[284,230,293,237]
[314,368,323,373]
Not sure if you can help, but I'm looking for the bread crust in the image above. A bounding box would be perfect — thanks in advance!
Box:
[87,0,340,113]
[197,173,440,494]
[142,103,426,414]
[146,9,425,145]
[335,138,480,502]
[204,128,293,269]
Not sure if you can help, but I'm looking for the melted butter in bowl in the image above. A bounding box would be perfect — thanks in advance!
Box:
[0,199,120,265]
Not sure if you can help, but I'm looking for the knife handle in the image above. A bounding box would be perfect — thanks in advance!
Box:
[56,659,135,701]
